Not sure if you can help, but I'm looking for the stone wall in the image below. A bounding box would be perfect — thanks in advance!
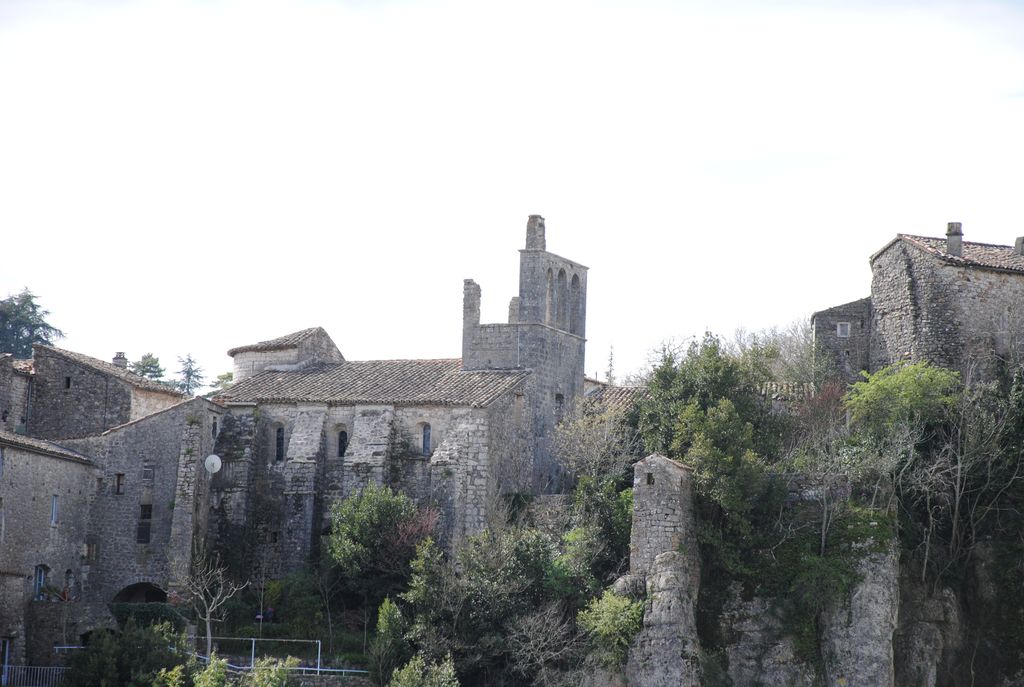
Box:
[29,347,133,439]
[0,445,95,665]
[62,398,223,602]
[0,356,30,433]
[130,387,182,422]
[868,241,1024,377]
[812,297,872,383]
[628,455,699,581]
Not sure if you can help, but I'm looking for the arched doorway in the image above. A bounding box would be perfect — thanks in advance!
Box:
[111,582,167,603]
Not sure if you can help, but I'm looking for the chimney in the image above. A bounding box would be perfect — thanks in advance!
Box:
[525,215,546,251]
[112,352,128,369]
[946,222,963,257]
[1014,237,1024,256]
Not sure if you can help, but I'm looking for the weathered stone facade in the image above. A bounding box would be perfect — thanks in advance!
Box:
[0,215,591,670]
[0,435,95,665]
[815,224,1024,382]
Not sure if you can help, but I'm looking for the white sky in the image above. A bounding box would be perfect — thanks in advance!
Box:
[3,0,1024,386]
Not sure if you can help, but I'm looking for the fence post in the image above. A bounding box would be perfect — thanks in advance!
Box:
[316,640,321,675]
[251,637,256,669]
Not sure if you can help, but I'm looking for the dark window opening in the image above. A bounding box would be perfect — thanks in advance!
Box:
[646,472,655,485]
[142,466,154,481]
[337,431,348,458]
[554,393,565,423]
[115,474,125,495]
[33,565,49,600]
[64,377,72,389]
[275,427,285,462]
[212,419,218,439]
[269,531,280,544]
[421,424,432,455]
[137,504,153,544]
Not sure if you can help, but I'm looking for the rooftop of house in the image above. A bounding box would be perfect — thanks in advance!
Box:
[34,345,184,396]
[874,234,1024,274]
[219,358,532,407]
[0,429,92,464]
[582,383,647,414]
[227,327,328,357]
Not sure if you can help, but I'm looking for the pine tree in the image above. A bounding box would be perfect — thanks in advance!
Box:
[175,355,205,396]
[130,353,165,380]
[0,289,64,358]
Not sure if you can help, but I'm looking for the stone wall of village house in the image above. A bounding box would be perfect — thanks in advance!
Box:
[0,445,95,665]
[61,399,222,603]
[0,358,31,433]
[28,348,134,440]
[812,297,872,383]
[232,349,302,383]
[130,387,182,422]
[871,243,1024,378]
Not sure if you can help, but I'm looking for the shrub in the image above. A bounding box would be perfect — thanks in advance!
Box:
[577,590,644,668]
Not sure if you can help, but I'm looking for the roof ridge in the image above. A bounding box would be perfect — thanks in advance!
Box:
[35,345,183,395]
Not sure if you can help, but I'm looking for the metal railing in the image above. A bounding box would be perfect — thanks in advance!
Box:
[194,636,368,677]
[2,665,68,687]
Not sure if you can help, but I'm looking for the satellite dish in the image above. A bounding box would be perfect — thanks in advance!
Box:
[204,454,222,474]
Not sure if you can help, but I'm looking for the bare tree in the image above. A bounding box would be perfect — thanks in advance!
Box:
[507,603,583,686]
[552,404,640,483]
[179,543,249,658]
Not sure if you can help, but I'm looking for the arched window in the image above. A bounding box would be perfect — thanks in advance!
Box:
[421,423,432,455]
[546,268,555,325]
[274,427,285,462]
[570,273,582,334]
[337,430,349,458]
[556,269,568,329]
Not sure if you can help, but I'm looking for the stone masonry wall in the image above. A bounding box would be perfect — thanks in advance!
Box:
[0,356,30,433]
[62,399,222,602]
[812,297,872,383]
[0,445,94,665]
[628,455,699,581]
[29,347,133,439]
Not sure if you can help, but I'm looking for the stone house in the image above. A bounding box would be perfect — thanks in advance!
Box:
[0,214,594,666]
[814,222,1024,382]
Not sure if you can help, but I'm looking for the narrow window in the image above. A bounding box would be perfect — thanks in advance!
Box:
[34,565,49,599]
[337,430,349,458]
[50,495,58,526]
[115,474,125,495]
[646,472,655,485]
[64,377,72,389]
[269,531,280,544]
[142,465,154,481]
[212,419,218,439]
[554,393,565,423]
[137,504,153,544]
[421,423,431,455]
[275,427,285,462]
[86,539,98,563]
[836,322,851,338]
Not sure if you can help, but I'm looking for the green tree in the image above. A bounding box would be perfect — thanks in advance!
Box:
[65,619,191,687]
[176,354,206,395]
[0,288,63,358]
[369,597,410,685]
[328,484,436,602]
[389,654,460,687]
[131,353,166,380]
[576,590,644,669]
[846,361,960,437]
[208,371,234,394]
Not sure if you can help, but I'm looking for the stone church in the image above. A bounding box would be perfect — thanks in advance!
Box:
[0,215,593,666]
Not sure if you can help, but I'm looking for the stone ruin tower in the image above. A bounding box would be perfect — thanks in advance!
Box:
[461,215,589,491]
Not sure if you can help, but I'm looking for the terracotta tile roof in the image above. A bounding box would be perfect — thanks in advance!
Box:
[0,429,92,464]
[220,359,531,407]
[876,235,1024,274]
[583,384,647,413]
[227,327,325,357]
[34,345,184,396]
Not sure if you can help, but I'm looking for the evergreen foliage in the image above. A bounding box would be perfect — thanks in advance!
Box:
[0,288,63,358]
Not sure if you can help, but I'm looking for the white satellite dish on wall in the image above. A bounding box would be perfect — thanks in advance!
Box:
[204,454,222,474]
